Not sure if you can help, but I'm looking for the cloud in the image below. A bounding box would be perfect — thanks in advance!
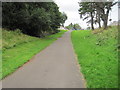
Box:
[54,0,85,27]
[56,0,80,12]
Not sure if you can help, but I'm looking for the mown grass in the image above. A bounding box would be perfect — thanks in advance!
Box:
[71,26,118,88]
[1,29,67,79]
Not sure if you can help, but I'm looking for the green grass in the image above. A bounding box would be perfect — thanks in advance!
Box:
[71,26,118,88]
[1,29,67,79]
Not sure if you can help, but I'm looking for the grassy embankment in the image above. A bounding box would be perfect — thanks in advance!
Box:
[1,29,67,79]
[71,26,118,88]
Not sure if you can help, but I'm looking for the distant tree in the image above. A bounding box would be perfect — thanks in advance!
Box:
[65,23,73,30]
[60,12,67,27]
[73,24,82,30]
[86,27,90,30]
[65,23,81,30]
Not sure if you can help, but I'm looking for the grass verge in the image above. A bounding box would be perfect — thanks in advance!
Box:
[1,29,67,79]
[71,26,118,88]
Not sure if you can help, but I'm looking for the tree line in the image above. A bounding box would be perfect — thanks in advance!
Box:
[78,1,117,30]
[2,2,67,37]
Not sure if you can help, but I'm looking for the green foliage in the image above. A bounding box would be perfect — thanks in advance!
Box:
[79,2,95,18]
[65,23,81,30]
[1,29,67,79]
[60,12,67,27]
[65,23,73,30]
[71,26,118,88]
[73,24,82,30]
[2,2,67,37]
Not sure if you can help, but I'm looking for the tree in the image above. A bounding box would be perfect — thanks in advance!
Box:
[2,2,66,37]
[78,2,95,30]
[95,2,117,29]
[60,12,67,27]
[65,23,81,30]
[73,24,82,30]
[78,1,117,29]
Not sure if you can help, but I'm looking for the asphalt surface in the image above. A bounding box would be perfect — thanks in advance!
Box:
[2,31,86,88]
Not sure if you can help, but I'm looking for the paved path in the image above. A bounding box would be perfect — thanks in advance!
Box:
[2,31,86,88]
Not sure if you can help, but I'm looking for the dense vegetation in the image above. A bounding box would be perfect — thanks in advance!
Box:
[2,2,67,37]
[1,29,67,79]
[71,26,118,88]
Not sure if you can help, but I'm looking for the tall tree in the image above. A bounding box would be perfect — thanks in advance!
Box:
[78,1,117,29]
[78,2,95,30]
[95,8,101,28]
[95,2,117,29]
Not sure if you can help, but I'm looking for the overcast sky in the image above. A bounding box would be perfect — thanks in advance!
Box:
[54,0,118,29]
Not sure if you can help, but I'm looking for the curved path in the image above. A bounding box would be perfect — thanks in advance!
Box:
[2,31,86,88]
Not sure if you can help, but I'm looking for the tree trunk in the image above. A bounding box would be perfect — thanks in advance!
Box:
[98,12,101,28]
[103,14,108,29]
[98,20,101,28]
[90,12,94,30]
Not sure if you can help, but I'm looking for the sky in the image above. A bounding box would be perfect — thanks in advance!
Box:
[54,0,118,29]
